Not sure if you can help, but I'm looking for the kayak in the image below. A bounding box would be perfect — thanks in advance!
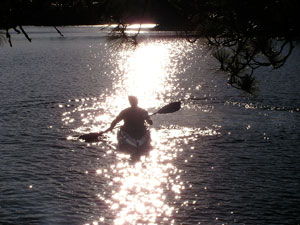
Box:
[117,129,151,153]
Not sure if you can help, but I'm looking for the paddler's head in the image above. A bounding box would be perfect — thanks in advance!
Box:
[128,96,138,107]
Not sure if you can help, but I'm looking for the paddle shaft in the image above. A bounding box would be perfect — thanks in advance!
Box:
[79,101,181,141]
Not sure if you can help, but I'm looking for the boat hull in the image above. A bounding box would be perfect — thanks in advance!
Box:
[117,129,151,154]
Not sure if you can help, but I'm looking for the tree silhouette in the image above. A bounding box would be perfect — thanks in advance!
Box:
[171,0,299,92]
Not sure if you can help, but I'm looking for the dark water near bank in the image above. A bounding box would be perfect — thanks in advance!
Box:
[0,27,299,225]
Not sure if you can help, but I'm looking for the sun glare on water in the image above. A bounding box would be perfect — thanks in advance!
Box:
[104,151,177,225]
[112,41,176,110]
[89,126,220,225]
[127,24,158,29]
[96,23,157,30]
[62,39,221,224]
[91,41,187,224]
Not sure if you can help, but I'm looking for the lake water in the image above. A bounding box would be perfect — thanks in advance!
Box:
[0,26,299,225]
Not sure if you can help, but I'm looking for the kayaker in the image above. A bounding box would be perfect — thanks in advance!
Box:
[105,96,153,138]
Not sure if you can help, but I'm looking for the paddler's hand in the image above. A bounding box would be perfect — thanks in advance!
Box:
[147,119,153,125]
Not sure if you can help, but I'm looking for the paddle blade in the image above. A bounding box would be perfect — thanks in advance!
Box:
[79,132,103,142]
[155,101,181,114]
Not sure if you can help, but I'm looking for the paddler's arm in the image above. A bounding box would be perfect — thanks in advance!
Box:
[145,112,153,125]
[104,114,123,133]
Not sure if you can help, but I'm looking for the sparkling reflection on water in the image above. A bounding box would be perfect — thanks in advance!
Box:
[63,40,220,224]
[94,127,219,225]
[1,27,300,225]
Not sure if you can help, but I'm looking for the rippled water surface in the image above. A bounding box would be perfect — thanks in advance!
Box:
[1,27,300,225]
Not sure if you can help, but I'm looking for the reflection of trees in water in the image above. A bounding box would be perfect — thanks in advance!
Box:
[1,0,300,92]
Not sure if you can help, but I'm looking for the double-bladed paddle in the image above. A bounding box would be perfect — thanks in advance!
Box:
[78,101,181,142]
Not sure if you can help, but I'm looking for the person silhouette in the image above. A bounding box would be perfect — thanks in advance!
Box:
[106,96,153,138]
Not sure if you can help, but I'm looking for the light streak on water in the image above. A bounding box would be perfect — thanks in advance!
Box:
[62,39,221,224]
